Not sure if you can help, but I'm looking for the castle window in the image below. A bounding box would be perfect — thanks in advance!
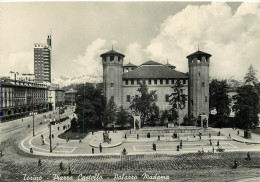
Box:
[202,82,205,87]
[154,79,157,85]
[110,56,114,61]
[102,57,106,62]
[154,95,158,101]
[165,94,169,102]
[131,80,134,85]
[205,96,207,102]
[160,79,163,85]
[118,57,121,62]
[166,79,169,84]
[183,79,186,84]
[148,79,151,85]
[111,83,114,88]
[125,80,129,85]
[137,80,141,85]
[127,95,130,102]
[171,79,174,84]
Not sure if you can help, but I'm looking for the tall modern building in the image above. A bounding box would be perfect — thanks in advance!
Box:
[34,35,52,83]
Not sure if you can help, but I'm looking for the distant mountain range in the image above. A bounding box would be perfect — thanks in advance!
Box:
[52,74,102,88]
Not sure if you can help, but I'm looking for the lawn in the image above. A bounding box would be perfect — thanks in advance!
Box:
[57,128,88,140]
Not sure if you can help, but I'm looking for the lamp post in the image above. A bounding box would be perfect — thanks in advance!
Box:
[49,117,52,153]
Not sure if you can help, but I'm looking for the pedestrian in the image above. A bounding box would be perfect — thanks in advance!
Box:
[92,147,94,154]
[209,139,212,146]
[152,143,156,151]
[52,134,54,138]
[247,152,251,160]
[137,134,139,139]
[229,133,231,139]
[123,148,127,155]
[234,159,238,169]
[68,166,72,175]
[38,159,42,167]
[58,126,59,131]
[177,145,180,151]
[59,161,63,169]
[237,130,239,135]
[99,143,102,153]
[212,147,214,154]
[180,140,183,149]
[218,131,220,136]
[79,138,82,143]
[41,134,43,139]
[125,134,127,139]
[217,140,220,146]
[199,135,201,140]
[22,118,23,122]
[42,139,45,145]
[158,135,160,140]
[30,147,33,153]
[209,132,211,138]
[28,124,30,128]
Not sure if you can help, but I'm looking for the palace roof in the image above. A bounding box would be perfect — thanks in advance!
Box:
[123,61,188,79]
[100,50,125,57]
[186,50,212,59]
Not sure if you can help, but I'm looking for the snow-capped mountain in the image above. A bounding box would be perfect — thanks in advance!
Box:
[52,74,103,87]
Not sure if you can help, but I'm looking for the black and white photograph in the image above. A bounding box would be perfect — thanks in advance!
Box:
[0,0,260,181]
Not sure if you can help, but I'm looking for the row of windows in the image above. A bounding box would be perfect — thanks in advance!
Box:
[126,94,170,103]
[103,56,123,62]
[124,79,187,86]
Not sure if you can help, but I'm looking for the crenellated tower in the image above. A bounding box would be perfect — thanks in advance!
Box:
[101,49,125,106]
[187,50,211,119]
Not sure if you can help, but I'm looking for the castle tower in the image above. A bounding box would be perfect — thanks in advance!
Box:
[187,50,211,119]
[101,49,125,106]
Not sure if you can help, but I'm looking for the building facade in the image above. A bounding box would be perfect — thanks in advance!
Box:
[48,88,65,110]
[101,49,211,124]
[34,35,52,83]
[0,78,49,121]
[65,89,77,105]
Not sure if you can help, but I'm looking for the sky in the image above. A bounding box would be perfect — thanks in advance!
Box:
[0,1,259,82]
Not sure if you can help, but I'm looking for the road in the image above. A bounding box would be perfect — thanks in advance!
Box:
[0,107,75,143]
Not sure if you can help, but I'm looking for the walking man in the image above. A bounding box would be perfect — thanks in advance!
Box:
[38,159,42,167]
[99,143,102,153]
[92,147,94,154]
[180,140,183,149]
[217,140,220,146]
[247,152,251,160]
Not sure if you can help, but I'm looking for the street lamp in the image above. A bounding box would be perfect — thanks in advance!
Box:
[49,117,52,153]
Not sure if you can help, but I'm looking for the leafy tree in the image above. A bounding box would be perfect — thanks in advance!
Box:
[233,85,260,129]
[169,79,187,125]
[160,110,169,126]
[147,103,160,125]
[209,79,231,127]
[70,117,78,132]
[116,106,133,128]
[103,97,117,128]
[75,83,106,132]
[244,65,258,86]
[130,80,158,126]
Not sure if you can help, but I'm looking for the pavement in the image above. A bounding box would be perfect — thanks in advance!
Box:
[18,125,260,157]
[210,127,260,144]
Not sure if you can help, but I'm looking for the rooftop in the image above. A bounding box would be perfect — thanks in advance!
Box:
[123,62,137,67]
[186,50,212,59]
[100,49,125,57]
[123,61,188,79]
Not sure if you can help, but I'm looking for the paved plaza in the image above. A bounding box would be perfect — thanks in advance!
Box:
[1,107,260,181]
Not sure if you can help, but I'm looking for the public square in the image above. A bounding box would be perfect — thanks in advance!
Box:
[1,107,260,181]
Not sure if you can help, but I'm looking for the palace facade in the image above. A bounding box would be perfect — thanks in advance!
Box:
[101,49,211,124]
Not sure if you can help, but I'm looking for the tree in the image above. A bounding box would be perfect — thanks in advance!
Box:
[209,79,231,127]
[233,85,260,129]
[116,106,133,128]
[169,79,187,125]
[70,117,78,132]
[75,83,106,132]
[244,65,258,86]
[130,80,158,126]
[103,97,117,128]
